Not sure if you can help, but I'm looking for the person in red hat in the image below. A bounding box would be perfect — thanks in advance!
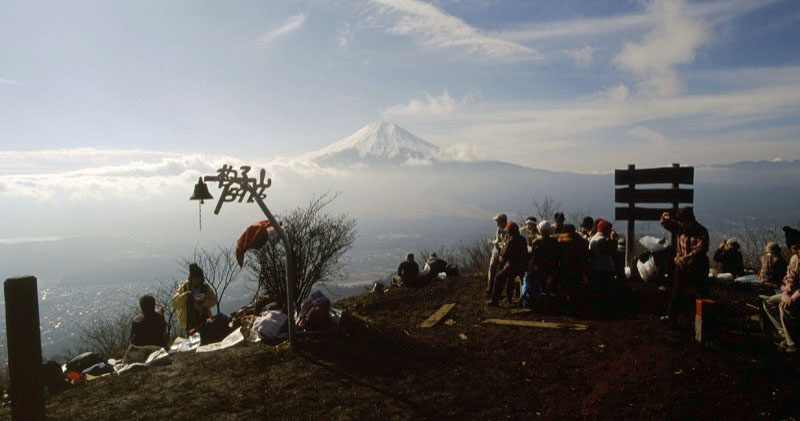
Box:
[488,221,528,306]
[660,207,710,326]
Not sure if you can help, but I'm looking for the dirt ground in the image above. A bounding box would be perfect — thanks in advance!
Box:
[4,274,800,420]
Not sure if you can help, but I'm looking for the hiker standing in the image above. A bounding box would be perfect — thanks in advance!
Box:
[589,219,617,317]
[488,222,528,306]
[579,216,595,241]
[558,224,589,300]
[521,216,539,248]
[763,243,800,352]
[758,242,788,286]
[552,212,567,236]
[659,207,710,326]
[523,220,559,306]
[172,263,217,335]
[486,213,508,297]
[713,238,745,277]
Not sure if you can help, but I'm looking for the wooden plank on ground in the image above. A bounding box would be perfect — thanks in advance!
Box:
[482,318,589,331]
[419,303,456,328]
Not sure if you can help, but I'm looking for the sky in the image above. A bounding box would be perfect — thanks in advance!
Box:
[1,0,800,229]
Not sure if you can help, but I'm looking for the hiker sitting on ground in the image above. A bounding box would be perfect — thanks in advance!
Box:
[172,263,217,335]
[553,212,567,236]
[488,222,528,307]
[758,242,788,287]
[131,294,168,348]
[486,213,508,297]
[714,238,744,277]
[763,243,800,353]
[589,219,617,317]
[659,207,710,326]
[423,252,448,280]
[396,252,421,287]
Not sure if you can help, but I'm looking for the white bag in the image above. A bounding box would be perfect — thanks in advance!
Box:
[637,255,658,282]
[252,310,288,341]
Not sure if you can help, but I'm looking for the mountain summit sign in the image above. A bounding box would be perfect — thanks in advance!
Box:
[614,163,695,268]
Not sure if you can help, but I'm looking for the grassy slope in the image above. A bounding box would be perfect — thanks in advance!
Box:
[6,275,800,420]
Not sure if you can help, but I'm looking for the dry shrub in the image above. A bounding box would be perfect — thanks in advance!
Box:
[248,193,357,305]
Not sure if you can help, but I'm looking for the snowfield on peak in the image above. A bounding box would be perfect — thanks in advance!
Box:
[297,122,440,168]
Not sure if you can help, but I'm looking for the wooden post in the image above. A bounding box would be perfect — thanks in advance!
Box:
[671,163,680,253]
[626,164,636,269]
[4,276,45,420]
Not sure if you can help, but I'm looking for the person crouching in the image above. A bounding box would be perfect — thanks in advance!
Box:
[172,263,217,335]
[395,252,421,287]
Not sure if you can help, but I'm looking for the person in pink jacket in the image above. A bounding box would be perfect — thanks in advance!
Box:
[763,244,800,353]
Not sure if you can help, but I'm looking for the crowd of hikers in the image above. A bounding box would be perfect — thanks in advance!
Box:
[393,206,800,352]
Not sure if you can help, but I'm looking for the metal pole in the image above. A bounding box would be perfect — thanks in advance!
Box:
[4,276,45,420]
[247,188,296,348]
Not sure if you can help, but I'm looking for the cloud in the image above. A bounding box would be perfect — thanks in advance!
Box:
[499,0,777,43]
[564,45,593,66]
[613,0,705,97]
[627,126,669,146]
[382,91,473,117]
[338,22,355,49]
[369,0,540,61]
[261,13,307,45]
[0,148,350,203]
[0,78,21,85]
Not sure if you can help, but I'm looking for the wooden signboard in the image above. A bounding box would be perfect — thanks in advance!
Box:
[614,163,694,267]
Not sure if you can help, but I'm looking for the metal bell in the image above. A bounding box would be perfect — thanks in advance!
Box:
[190,177,213,204]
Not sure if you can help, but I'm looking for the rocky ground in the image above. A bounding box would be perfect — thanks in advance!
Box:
[3,274,799,420]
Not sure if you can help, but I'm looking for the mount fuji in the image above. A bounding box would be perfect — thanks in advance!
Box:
[297,122,441,167]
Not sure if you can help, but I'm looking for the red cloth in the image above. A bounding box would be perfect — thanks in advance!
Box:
[236,220,280,267]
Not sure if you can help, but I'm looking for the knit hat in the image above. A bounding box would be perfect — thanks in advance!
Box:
[188,263,204,280]
[596,219,612,234]
[537,220,552,234]
[505,222,519,235]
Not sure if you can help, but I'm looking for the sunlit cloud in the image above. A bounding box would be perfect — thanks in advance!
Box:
[369,0,540,61]
[261,13,307,45]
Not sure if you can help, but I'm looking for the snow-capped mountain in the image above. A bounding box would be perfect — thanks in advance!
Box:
[297,122,440,167]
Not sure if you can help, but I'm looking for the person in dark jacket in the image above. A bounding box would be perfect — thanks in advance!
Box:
[131,294,168,348]
[553,212,567,235]
[489,222,528,306]
[558,224,589,299]
[396,252,420,287]
[425,253,447,277]
[589,219,617,317]
[660,207,710,326]
[759,242,788,287]
[713,238,744,277]
[784,226,800,250]
[530,221,560,294]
